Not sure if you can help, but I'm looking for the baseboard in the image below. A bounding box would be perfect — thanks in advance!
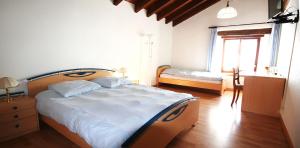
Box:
[280,115,294,148]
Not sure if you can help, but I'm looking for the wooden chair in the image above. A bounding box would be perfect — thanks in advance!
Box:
[231,68,244,106]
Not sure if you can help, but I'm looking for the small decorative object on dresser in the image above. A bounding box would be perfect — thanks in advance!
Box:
[0,96,39,142]
[0,77,19,102]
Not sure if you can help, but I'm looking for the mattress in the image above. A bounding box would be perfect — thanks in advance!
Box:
[160,74,222,84]
[161,68,223,83]
[36,84,193,148]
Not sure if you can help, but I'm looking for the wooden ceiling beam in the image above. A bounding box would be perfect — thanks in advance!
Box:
[165,0,205,24]
[126,0,137,4]
[146,0,175,17]
[134,0,156,13]
[117,0,221,27]
[113,0,123,6]
[172,0,220,26]
[157,0,192,21]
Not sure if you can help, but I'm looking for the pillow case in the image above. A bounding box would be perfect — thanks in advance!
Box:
[92,77,128,88]
[48,80,101,97]
[162,68,187,75]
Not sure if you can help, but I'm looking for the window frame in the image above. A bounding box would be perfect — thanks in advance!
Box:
[221,36,261,73]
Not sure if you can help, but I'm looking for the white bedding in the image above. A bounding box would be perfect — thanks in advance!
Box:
[36,84,193,148]
[161,68,223,82]
[160,74,222,84]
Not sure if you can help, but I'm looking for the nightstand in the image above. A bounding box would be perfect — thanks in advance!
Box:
[131,80,139,84]
[0,96,39,142]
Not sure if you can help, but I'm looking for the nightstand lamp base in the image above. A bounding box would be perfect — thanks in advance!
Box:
[5,88,13,103]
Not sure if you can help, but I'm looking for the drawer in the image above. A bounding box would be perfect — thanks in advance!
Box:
[0,115,38,139]
[0,99,35,114]
[0,108,37,123]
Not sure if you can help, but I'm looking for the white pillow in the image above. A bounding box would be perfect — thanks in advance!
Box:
[48,80,101,97]
[92,77,122,88]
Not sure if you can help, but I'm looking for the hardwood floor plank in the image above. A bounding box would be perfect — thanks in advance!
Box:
[0,84,289,148]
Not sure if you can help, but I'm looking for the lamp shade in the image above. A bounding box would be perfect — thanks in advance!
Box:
[217,1,237,19]
[0,77,19,89]
[119,67,127,74]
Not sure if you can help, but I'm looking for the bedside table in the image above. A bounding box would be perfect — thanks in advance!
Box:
[131,80,139,84]
[0,96,39,142]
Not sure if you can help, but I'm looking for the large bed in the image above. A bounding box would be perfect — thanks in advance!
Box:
[156,65,225,95]
[27,68,200,148]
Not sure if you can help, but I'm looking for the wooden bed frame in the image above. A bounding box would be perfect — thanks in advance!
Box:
[27,68,200,148]
[156,65,225,95]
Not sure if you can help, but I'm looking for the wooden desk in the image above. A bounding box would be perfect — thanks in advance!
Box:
[241,74,286,118]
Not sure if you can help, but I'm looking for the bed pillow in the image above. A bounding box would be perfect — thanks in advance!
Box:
[162,68,184,75]
[92,77,124,88]
[48,80,101,97]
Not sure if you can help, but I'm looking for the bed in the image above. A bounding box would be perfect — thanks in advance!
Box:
[156,65,225,95]
[27,68,200,148]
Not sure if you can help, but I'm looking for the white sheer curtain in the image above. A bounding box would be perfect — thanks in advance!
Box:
[211,36,224,73]
[270,23,282,66]
[207,27,218,72]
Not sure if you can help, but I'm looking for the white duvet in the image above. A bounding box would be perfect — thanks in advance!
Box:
[36,84,193,148]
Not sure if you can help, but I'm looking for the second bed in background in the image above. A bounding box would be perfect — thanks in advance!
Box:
[156,65,225,95]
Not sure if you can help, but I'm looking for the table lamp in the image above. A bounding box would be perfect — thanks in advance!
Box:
[118,67,127,78]
[0,77,19,102]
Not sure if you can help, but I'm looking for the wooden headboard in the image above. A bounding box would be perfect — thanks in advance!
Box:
[27,68,115,97]
[156,65,171,85]
[156,65,171,78]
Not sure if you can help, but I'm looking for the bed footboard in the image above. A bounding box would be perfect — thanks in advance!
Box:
[122,98,200,148]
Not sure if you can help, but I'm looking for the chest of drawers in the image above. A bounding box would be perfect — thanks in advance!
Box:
[0,96,39,142]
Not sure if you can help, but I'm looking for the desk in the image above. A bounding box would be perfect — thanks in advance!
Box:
[241,74,286,118]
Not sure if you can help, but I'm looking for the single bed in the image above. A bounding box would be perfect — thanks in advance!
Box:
[156,65,225,95]
[27,68,200,148]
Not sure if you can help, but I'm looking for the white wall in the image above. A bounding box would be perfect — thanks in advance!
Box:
[277,23,297,77]
[0,0,173,86]
[280,0,300,147]
[171,0,269,70]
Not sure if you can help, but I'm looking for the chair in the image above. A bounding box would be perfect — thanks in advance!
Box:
[231,68,244,106]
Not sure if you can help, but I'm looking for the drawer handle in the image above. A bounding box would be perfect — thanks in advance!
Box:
[14,115,19,118]
[15,124,20,128]
[12,106,18,110]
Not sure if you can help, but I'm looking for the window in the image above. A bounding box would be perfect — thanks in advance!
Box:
[218,28,272,72]
[222,37,260,72]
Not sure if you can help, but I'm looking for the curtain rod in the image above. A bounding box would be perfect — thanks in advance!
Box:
[209,22,273,29]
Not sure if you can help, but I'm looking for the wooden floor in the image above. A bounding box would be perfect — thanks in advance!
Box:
[0,84,289,148]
